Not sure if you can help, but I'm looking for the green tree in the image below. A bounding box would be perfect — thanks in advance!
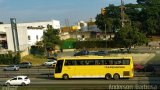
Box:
[95,5,121,32]
[114,25,148,48]
[43,26,61,50]
[139,4,160,35]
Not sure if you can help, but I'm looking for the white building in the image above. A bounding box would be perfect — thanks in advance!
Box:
[77,20,100,32]
[27,29,44,45]
[0,19,60,52]
[0,20,60,32]
[78,21,88,31]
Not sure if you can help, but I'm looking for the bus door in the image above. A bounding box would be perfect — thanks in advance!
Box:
[55,60,64,74]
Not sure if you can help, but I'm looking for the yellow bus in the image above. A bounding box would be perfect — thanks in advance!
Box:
[54,55,134,80]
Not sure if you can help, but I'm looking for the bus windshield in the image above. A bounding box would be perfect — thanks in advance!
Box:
[55,60,63,73]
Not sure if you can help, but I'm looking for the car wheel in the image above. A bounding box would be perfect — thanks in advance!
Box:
[105,73,112,80]
[63,74,69,80]
[6,83,10,86]
[113,73,120,80]
[21,82,26,86]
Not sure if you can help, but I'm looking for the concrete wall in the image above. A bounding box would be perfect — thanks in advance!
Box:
[110,53,155,64]
[5,26,28,51]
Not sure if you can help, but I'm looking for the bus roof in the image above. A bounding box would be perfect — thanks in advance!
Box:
[57,55,132,60]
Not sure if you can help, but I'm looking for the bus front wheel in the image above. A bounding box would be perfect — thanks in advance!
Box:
[105,74,111,80]
[63,74,69,80]
[113,73,120,80]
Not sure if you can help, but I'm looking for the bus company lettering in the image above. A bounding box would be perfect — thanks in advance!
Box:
[106,66,125,68]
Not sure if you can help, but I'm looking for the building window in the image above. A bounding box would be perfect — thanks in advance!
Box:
[28,36,31,40]
[36,35,38,40]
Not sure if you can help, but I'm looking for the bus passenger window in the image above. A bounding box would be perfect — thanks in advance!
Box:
[65,60,75,65]
[86,60,95,65]
[95,60,99,65]
[65,60,71,65]
[99,60,104,65]
[109,60,113,65]
[123,59,130,65]
[114,60,122,65]
[104,60,109,65]
[76,60,85,65]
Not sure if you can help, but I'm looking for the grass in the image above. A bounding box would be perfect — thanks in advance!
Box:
[21,55,46,65]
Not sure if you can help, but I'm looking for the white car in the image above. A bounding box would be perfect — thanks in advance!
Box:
[5,76,30,86]
[3,65,19,71]
[43,60,57,66]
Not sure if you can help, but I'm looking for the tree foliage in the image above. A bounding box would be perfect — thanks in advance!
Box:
[114,25,148,47]
[95,0,159,47]
[43,26,61,50]
[95,5,121,33]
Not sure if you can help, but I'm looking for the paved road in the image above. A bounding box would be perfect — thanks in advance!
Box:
[0,77,160,89]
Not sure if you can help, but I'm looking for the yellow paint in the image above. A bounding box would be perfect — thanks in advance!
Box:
[54,55,134,79]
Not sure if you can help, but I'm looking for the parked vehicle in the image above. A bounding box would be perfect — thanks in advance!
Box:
[95,51,108,56]
[5,76,31,86]
[43,60,57,66]
[3,65,19,71]
[18,62,32,68]
[89,51,108,56]
[142,65,155,72]
[134,64,144,72]
[74,50,89,56]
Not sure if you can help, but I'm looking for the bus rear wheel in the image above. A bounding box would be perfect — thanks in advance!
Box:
[63,74,69,80]
[113,73,120,80]
[105,74,111,80]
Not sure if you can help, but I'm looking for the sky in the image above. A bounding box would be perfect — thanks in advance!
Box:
[0,0,137,25]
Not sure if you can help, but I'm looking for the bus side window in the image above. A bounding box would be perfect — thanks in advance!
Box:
[86,60,95,65]
[99,60,104,65]
[123,59,130,65]
[109,60,113,65]
[104,60,110,65]
[95,59,104,65]
[65,60,76,66]
[65,60,71,65]
[95,60,99,65]
[76,60,85,65]
[72,60,76,65]
[64,60,68,65]
[114,59,122,65]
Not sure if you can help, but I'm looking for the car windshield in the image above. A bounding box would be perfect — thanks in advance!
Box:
[47,61,52,62]
[11,77,17,80]
[25,77,28,79]
[8,65,14,67]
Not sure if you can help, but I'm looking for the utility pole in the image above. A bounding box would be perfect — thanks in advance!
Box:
[120,0,126,27]
[105,24,107,48]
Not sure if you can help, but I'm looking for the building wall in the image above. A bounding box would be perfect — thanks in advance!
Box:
[0,19,60,52]
[0,24,10,32]
[5,26,28,51]
[0,20,60,32]
[27,29,44,45]
[52,20,60,29]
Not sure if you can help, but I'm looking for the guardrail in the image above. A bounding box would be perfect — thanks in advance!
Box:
[0,72,159,78]
[0,65,159,78]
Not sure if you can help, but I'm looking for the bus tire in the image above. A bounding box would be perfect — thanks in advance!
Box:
[63,74,69,80]
[105,73,111,80]
[113,73,120,80]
